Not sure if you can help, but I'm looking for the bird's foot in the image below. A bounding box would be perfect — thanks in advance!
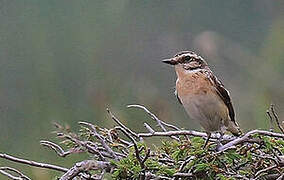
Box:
[215,132,224,151]
[215,142,224,151]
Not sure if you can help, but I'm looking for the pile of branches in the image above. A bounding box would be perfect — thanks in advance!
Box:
[0,104,284,180]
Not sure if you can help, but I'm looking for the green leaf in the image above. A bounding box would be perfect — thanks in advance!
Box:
[164,168,176,176]
[191,137,204,144]
[216,174,227,180]
[226,151,241,160]
[239,170,249,175]
[194,163,210,172]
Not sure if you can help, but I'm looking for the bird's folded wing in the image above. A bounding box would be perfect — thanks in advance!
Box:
[208,72,236,124]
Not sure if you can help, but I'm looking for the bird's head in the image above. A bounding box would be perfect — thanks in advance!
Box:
[162,51,208,71]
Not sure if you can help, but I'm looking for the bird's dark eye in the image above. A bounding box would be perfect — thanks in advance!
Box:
[184,56,191,61]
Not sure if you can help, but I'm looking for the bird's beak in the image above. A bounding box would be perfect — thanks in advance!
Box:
[162,58,178,65]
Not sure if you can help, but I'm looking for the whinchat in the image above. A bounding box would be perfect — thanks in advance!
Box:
[163,51,241,146]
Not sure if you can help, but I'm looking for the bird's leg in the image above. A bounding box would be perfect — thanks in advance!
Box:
[203,132,211,148]
[216,131,224,151]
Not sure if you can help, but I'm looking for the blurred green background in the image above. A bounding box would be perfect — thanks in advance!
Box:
[0,0,283,179]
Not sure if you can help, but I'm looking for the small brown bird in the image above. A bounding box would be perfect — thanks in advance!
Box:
[163,51,241,146]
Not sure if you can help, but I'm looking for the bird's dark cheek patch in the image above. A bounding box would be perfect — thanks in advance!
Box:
[183,64,201,71]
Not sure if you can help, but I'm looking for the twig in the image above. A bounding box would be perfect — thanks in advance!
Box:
[86,141,111,160]
[96,146,127,158]
[59,160,111,180]
[252,153,279,166]
[0,167,31,180]
[276,173,284,180]
[127,104,180,141]
[97,169,106,180]
[141,148,151,180]
[107,129,114,142]
[106,108,139,138]
[138,130,231,140]
[145,172,172,180]
[127,104,181,131]
[173,172,194,178]
[127,104,168,132]
[1,104,283,179]
[270,104,284,134]
[79,121,119,160]
[173,156,195,180]
[231,174,250,180]
[115,127,142,163]
[114,126,147,179]
[56,124,126,160]
[137,129,284,151]
[141,148,151,165]
[159,121,181,131]
[218,129,284,152]
[266,109,274,132]
[0,153,68,172]
[109,127,133,147]
[58,133,107,161]
[144,123,155,134]
[40,140,82,157]
[254,164,278,178]
[178,156,194,172]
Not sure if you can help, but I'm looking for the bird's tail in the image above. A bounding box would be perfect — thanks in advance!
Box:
[228,121,242,136]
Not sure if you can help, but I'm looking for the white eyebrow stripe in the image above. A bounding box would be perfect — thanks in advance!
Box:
[185,68,203,74]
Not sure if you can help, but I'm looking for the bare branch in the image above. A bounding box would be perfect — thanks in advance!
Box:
[178,156,194,172]
[127,104,182,131]
[276,173,284,180]
[144,122,155,134]
[137,129,284,152]
[58,132,108,161]
[127,104,168,132]
[115,126,142,164]
[111,127,133,147]
[106,108,139,138]
[128,104,180,141]
[0,167,31,180]
[40,140,82,157]
[141,148,151,165]
[114,126,149,179]
[79,121,119,160]
[173,172,194,178]
[254,164,278,178]
[266,109,274,132]
[138,129,229,140]
[270,104,284,134]
[0,153,68,173]
[232,174,250,180]
[1,104,283,179]
[145,172,172,180]
[218,129,284,152]
[59,160,111,180]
